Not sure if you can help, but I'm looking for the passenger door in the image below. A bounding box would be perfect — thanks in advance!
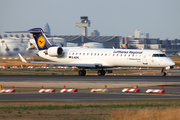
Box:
[142,54,148,65]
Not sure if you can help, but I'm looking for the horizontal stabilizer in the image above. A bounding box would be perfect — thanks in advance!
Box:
[18,53,27,63]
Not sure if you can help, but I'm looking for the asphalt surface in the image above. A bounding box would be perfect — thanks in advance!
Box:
[1,87,180,102]
[0,75,180,102]
[0,75,180,83]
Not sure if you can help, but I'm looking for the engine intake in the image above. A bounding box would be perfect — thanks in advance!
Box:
[46,47,63,56]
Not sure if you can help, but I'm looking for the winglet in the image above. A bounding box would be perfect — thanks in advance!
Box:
[18,53,27,63]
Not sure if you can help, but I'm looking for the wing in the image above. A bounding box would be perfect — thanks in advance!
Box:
[18,53,102,68]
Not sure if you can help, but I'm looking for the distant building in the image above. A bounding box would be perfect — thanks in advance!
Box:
[0,34,33,39]
[75,16,91,36]
[141,33,149,38]
[134,29,149,38]
[91,30,100,36]
[134,29,141,38]
[52,35,122,48]
[120,37,161,49]
[0,23,50,39]
[128,35,134,38]
[44,23,51,36]
[82,42,104,48]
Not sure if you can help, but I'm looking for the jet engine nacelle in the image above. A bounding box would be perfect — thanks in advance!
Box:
[46,47,63,56]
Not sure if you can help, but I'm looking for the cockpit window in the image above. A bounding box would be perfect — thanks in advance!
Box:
[152,54,159,57]
[159,54,166,57]
[152,54,166,57]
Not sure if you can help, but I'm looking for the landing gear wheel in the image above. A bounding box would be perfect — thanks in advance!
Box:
[82,70,86,76]
[163,72,166,76]
[78,70,86,76]
[98,70,106,76]
[161,68,167,76]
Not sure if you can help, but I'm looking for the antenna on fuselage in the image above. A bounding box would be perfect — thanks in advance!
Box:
[112,46,115,49]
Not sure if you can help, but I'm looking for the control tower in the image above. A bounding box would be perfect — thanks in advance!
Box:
[75,16,91,36]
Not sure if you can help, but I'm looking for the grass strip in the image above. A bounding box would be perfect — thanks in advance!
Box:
[0,103,180,111]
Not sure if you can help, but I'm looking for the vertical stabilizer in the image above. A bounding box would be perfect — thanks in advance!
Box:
[28,28,52,50]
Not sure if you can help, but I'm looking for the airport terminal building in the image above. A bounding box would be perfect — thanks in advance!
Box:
[0,34,122,48]
[52,35,122,48]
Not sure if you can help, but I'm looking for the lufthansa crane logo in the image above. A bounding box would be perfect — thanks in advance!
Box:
[37,36,46,48]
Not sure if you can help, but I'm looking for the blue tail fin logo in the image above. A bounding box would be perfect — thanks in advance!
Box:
[28,28,52,50]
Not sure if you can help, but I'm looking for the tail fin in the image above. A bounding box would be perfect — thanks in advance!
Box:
[28,28,52,50]
[6,28,52,50]
[28,43,37,50]
[121,43,128,49]
[5,44,10,51]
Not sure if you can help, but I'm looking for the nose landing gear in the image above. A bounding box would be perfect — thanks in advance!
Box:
[161,68,167,76]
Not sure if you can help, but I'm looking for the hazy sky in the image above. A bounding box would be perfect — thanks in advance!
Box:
[0,0,180,39]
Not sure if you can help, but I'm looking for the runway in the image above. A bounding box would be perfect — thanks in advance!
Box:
[1,87,180,102]
[0,75,180,83]
[0,75,180,102]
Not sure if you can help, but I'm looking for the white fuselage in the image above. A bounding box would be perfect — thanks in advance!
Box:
[38,47,175,68]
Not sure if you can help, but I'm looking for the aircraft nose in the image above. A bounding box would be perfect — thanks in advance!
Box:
[171,61,175,66]
[169,60,175,66]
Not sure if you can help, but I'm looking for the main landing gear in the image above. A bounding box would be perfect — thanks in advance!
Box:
[161,68,167,76]
[97,70,106,76]
[78,69,86,76]
[78,69,106,76]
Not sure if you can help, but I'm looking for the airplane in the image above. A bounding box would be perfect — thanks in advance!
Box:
[5,44,10,51]
[28,43,37,50]
[6,28,175,76]
[121,43,128,49]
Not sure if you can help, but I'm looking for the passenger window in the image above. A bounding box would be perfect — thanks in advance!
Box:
[83,53,85,55]
[124,54,126,56]
[97,53,99,56]
[128,54,130,57]
[113,54,115,56]
[72,53,74,55]
[101,53,103,56]
[94,53,96,56]
[117,54,118,56]
[87,53,89,55]
[69,53,71,55]
[105,54,107,56]
[79,53,81,55]
[76,53,78,55]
